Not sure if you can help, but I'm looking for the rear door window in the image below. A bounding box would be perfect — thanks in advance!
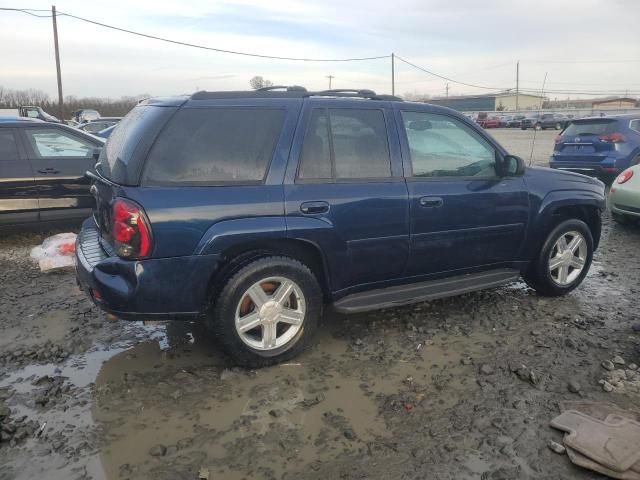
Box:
[297,108,391,181]
[143,108,285,185]
[563,120,617,136]
[23,128,94,158]
[629,119,640,133]
[0,130,19,161]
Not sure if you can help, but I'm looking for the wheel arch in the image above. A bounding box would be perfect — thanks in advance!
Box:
[206,237,331,309]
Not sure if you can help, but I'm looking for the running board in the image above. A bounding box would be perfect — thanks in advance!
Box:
[333,269,520,314]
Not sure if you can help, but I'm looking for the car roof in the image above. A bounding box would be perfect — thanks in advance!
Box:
[0,116,46,126]
[573,114,640,121]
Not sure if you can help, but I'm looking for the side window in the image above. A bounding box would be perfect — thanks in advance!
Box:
[298,109,332,180]
[24,128,94,158]
[401,111,496,178]
[630,119,640,133]
[0,130,19,161]
[330,109,391,179]
[144,108,285,185]
[297,108,391,181]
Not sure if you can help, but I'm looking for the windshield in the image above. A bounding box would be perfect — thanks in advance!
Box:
[98,105,176,184]
[563,119,617,136]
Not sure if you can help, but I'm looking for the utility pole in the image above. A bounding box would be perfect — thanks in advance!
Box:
[326,75,335,89]
[445,83,449,105]
[52,5,64,121]
[391,53,395,96]
[515,60,519,112]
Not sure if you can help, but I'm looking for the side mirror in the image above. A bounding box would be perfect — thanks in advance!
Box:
[92,148,102,161]
[503,155,525,176]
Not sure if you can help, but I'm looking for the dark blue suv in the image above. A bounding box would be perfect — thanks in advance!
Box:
[76,87,606,366]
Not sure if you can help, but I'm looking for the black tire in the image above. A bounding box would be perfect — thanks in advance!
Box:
[534,123,542,131]
[521,126,527,130]
[554,122,562,130]
[206,256,322,367]
[523,219,594,297]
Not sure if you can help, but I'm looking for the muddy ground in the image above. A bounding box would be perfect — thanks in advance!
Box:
[1,130,640,480]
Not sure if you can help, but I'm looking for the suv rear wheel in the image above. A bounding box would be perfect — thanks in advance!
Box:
[554,122,562,130]
[523,219,593,296]
[534,123,543,131]
[207,256,322,367]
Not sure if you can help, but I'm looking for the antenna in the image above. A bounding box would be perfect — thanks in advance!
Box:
[529,72,548,166]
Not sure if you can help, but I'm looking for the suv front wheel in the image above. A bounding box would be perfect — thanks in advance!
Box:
[207,256,322,367]
[523,219,594,296]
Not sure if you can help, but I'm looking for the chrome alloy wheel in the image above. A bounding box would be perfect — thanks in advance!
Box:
[234,276,306,351]
[548,231,587,286]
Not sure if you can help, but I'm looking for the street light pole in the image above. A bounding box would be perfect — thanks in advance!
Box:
[391,52,395,96]
[52,5,64,121]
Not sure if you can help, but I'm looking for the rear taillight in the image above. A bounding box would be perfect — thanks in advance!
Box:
[599,132,626,143]
[111,198,152,258]
[616,169,634,184]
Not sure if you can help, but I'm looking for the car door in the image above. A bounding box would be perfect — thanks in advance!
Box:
[0,127,39,225]
[396,107,529,277]
[284,100,409,293]
[21,125,99,221]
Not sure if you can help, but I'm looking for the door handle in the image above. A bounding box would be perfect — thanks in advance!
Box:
[38,168,60,174]
[300,201,330,215]
[419,196,444,208]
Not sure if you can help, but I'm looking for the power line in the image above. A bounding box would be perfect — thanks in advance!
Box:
[395,55,506,90]
[0,7,52,17]
[0,7,389,62]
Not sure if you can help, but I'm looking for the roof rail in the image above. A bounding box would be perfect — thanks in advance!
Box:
[256,85,307,92]
[190,88,402,101]
[309,89,403,101]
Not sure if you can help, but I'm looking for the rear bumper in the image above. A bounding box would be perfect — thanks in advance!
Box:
[609,187,640,218]
[75,217,221,320]
[550,152,633,175]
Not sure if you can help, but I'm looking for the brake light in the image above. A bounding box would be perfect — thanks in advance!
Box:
[616,169,634,184]
[599,132,626,143]
[111,198,152,258]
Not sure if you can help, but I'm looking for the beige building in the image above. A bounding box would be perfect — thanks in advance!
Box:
[592,97,638,109]
[428,92,546,112]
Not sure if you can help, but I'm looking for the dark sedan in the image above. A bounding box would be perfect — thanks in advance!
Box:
[0,116,104,228]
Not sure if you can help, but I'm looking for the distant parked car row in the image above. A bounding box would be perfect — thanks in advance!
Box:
[466,112,585,130]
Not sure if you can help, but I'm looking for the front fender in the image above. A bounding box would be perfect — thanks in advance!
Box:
[526,189,605,259]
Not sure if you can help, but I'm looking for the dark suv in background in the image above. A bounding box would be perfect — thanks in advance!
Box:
[521,113,566,131]
[75,87,605,367]
[0,117,104,228]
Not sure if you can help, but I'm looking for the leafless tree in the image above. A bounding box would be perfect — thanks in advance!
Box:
[249,76,274,90]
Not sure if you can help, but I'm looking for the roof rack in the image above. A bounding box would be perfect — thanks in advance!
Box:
[256,85,307,92]
[191,87,402,102]
[307,89,403,101]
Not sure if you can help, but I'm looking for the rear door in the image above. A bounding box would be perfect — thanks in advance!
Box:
[0,128,38,225]
[396,107,529,276]
[284,99,409,292]
[21,125,100,221]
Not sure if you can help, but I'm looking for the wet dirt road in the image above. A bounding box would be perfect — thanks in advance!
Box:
[1,130,639,480]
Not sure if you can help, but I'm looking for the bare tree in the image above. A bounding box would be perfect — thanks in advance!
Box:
[249,76,274,90]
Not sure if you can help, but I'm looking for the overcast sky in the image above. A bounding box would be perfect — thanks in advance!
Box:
[1,0,639,100]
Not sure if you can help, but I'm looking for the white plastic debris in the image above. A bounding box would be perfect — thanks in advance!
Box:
[30,233,77,272]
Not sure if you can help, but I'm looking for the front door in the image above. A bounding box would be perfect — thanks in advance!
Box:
[21,125,98,221]
[397,109,529,277]
[0,128,38,225]
[284,102,409,293]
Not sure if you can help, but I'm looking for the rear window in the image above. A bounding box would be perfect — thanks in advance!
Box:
[99,105,176,185]
[563,119,617,136]
[143,108,285,185]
